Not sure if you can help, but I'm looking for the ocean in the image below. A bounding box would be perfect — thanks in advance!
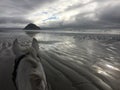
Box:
[0,29,120,90]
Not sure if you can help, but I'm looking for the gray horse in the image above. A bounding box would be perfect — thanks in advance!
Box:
[12,38,48,90]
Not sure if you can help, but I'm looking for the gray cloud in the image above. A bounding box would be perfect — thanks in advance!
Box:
[0,0,55,28]
[0,17,30,24]
[98,3,120,23]
[45,0,120,29]
[0,0,120,29]
[65,0,94,11]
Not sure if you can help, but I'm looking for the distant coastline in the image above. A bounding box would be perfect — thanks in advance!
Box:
[0,28,22,31]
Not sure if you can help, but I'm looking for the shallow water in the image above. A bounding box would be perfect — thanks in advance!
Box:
[0,30,120,90]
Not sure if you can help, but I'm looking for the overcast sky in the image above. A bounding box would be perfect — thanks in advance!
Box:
[0,0,120,29]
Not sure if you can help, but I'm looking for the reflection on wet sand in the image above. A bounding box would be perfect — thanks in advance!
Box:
[0,30,120,90]
[34,33,120,90]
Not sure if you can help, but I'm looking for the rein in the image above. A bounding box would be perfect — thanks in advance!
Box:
[12,52,29,90]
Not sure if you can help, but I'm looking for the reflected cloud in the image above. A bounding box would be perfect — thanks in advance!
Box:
[93,65,109,76]
[62,40,76,48]
[105,64,120,71]
[97,69,109,76]
[34,32,76,50]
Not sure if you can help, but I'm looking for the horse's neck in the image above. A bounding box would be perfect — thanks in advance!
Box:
[16,57,48,90]
[16,60,32,90]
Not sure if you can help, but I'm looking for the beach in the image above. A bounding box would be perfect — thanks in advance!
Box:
[0,30,120,90]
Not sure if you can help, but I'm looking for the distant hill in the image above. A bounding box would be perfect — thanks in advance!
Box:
[23,23,41,30]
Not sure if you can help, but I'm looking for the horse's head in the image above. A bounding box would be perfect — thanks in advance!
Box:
[12,38,47,90]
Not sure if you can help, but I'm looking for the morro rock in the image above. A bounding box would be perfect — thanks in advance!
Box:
[24,23,41,30]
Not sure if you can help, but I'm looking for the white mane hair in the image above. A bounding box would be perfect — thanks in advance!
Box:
[12,38,48,90]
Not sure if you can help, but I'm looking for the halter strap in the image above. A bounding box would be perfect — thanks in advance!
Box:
[12,52,29,90]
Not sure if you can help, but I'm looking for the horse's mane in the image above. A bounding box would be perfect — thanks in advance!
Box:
[12,52,29,90]
[12,38,48,90]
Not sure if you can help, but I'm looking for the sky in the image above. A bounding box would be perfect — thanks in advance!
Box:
[0,0,120,29]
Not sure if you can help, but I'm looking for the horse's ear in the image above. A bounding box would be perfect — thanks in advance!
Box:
[12,39,24,56]
[32,38,39,52]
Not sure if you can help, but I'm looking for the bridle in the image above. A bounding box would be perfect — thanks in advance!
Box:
[12,52,29,90]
